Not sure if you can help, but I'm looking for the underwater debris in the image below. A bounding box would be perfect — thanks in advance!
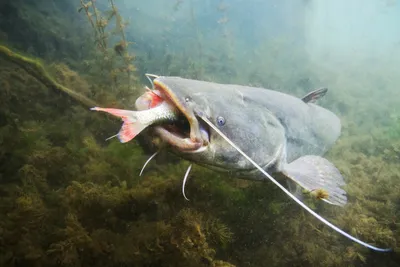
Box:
[308,188,330,201]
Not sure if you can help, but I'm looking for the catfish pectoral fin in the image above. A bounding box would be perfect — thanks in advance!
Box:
[286,180,305,202]
[282,155,347,206]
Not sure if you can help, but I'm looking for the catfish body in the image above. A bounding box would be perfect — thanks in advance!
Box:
[153,77,340,171]
[91,75,393,250]
[150,77,345,206]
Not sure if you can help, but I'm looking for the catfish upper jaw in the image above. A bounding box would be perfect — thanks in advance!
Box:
[152,79,209,150]
[134,81,209,153]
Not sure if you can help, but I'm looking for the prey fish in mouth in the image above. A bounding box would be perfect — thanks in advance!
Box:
[91,74,392,252]
[91,87,206,151]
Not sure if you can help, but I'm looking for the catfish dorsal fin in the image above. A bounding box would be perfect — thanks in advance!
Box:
[198,112,392,252]
[301,87,328,103]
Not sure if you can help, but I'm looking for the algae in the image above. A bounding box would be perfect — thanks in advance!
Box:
[0,45,96,108]
[0,1,400,267]
[1,44,399,266]
[79,0,136,91]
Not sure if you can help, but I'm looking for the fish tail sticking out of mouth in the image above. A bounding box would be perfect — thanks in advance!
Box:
[90,107,150,143]
[91,84,208,152]
[90,90,182,143]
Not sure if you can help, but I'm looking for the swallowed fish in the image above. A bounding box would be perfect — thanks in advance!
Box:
[91,92,178,143]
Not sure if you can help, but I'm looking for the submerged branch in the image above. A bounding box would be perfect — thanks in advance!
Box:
[0,45,97,108]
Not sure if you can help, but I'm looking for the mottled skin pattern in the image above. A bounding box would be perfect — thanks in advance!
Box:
[150,76,341,180]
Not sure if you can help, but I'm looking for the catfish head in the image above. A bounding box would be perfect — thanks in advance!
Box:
[138,75,286,176]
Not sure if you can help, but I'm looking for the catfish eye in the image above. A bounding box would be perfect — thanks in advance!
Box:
[185,96,191,102]
[216,116,226,126]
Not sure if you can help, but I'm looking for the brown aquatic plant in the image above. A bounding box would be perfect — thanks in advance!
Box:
[309,188,330,201]
[79,0,136,90]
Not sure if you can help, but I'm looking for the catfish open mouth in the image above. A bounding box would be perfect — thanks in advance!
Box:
[142,80,209,153]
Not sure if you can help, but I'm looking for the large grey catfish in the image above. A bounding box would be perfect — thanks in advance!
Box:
[92,74,391,251]
[145,76,346,206]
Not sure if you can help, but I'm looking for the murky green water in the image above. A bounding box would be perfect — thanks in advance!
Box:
[0,1,399,266]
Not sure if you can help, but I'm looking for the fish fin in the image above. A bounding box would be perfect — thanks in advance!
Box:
[117,121,147,143]
[301,87,328,103]
[282,155,347,206]
[286,180,304,202]
[91,107,136,121]
[91,107,148,143]
[199,114,392,252]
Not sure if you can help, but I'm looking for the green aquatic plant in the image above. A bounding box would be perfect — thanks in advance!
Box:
[2,21,400,264]
[0,48,238,266]
[79,0,136,90]
[204,217,234,248]
[46,213,93,266]
[2,0,400,265]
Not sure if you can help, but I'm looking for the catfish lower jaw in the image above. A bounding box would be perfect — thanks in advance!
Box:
[154,126,206,152]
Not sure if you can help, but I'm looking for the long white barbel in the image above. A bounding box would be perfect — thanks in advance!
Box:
[182,164,192,201]
[198,113,392,252]
[139,151,159,176]
[145,73,159,89]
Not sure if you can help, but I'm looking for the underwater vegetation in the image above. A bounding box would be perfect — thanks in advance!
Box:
[78,0,136,92]
[0,48,237,266]
[0,0,400,266]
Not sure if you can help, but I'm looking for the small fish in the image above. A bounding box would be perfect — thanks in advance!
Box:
[91,97,178,143]
[134,87,164,110]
